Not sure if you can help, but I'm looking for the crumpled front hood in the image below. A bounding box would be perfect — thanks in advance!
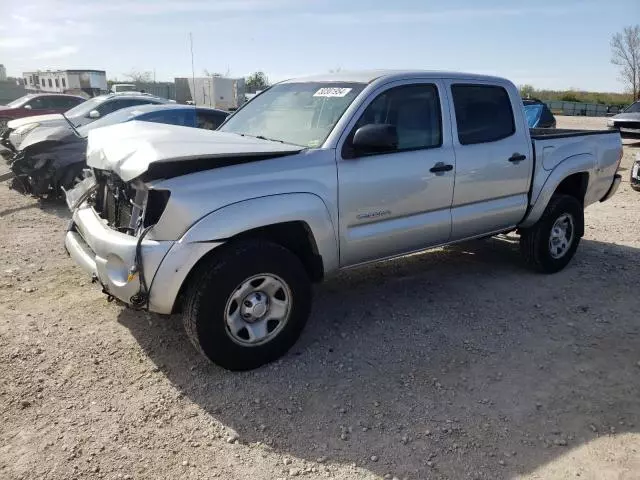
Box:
[611,112,640,121]
[19,125,76,150]
[7,114,66,130]
[86,120,304,182]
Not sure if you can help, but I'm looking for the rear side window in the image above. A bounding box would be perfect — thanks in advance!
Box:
[451,84,515,145]
[51,96,83,109]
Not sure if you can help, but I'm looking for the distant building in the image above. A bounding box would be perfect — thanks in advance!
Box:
[175,76,246,110]
[0,65,7,82]
[23,69,107,97]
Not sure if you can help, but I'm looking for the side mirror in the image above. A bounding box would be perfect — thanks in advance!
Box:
[351,123,398,157]
[88,110,100,119]
[24,105,32,110]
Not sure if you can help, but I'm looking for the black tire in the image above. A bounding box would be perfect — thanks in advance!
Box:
[520,194,583,273]
[182,239,312,371]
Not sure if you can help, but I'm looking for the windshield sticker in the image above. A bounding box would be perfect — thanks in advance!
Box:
[313,87,352,98]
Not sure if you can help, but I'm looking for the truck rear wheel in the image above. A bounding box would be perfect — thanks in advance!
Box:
[182,239,312,371]
[520,194,583,273]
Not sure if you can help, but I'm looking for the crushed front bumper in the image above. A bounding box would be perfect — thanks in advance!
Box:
[64,176,174,311]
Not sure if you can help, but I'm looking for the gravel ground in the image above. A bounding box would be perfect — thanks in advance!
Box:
[1,117,639,480]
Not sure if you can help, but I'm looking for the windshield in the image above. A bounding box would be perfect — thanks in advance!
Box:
[76,106,147,137]
[624,101,640,113]
[64,96,107,118]
[6,95,33,108]
[219,82,366,147]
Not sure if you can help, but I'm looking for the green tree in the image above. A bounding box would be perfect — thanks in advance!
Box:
[519,84,536,99]
[245,71,269,93]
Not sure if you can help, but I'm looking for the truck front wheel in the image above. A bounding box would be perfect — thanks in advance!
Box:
[182,240,312,371]
[520,194,583,273]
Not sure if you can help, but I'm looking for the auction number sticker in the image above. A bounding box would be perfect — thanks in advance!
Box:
[313,87,352,98]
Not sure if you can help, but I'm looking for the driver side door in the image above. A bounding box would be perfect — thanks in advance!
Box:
[337,81,455,266]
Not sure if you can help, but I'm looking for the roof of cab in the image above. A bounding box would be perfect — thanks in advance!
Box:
[279,70,508,85]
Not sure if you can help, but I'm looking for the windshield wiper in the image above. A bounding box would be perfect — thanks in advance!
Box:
[254,135,286,144]
[237,132,299,146]
[61,113,82,138]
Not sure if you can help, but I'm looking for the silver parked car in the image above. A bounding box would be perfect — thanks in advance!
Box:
[607,100,640,138]
[64,70,623,370]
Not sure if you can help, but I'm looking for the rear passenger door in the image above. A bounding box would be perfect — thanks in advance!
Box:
[446,82,532,240]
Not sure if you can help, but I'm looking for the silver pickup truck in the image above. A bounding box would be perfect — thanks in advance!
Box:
[64,70,622,370]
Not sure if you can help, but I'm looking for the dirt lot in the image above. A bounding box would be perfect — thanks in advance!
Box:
[1,117,639,480]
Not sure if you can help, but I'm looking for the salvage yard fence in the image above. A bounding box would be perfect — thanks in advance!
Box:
[544,100,622,117]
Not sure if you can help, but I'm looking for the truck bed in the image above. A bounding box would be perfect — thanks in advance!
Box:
[530,128,617,139]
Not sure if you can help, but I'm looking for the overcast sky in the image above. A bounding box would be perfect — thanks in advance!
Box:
[1,0,638,92]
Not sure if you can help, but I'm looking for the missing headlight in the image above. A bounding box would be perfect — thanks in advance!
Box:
[143,189,171,227]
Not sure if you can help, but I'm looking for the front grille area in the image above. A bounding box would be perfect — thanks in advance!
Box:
[93,170,137,234]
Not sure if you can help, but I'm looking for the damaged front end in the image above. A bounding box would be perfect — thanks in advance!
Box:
[9,141,87,198]
[65,168,173,310]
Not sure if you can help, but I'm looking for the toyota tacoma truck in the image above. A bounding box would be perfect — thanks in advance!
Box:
[64,70,623,370]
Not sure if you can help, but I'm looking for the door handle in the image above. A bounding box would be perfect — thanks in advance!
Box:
[509,153,527,162]
[429,162,453,173]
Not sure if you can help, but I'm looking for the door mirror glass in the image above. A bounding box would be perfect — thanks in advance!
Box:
[24,104,32,110]
[88,110,101,119]
[351,123,398,156]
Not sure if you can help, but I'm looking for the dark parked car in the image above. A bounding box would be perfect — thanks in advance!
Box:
[0,93,85,129]
[9,104,229,197]
[607,101,640,138]
[523,98,556,128]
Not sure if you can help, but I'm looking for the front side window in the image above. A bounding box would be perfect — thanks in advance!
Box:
[65,96,108,119]
[61,78,66,88]
[219,82,366,147]
[451,84,515,145]
[140,109,192,127]
[27,97,48,110]
[350,84,442,152]
[98,98,164,117]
